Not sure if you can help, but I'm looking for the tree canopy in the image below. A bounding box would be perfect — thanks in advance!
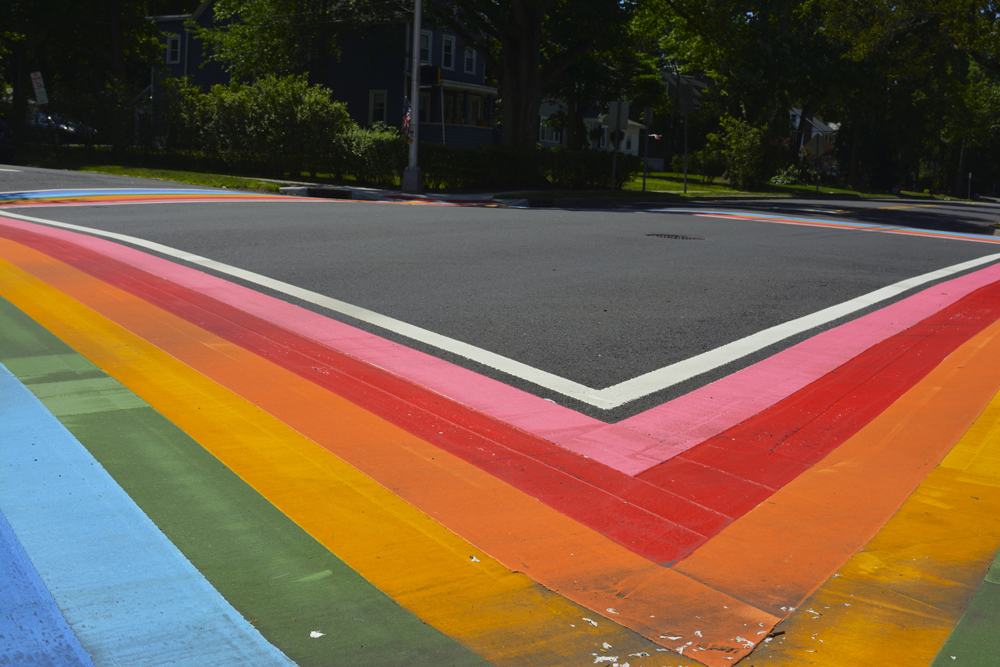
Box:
[427,0,638,146]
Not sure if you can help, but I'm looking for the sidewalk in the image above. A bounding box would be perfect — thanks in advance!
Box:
[277,183,1000,211]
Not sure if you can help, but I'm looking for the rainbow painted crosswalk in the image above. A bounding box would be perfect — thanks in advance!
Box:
[3,191,1000,666]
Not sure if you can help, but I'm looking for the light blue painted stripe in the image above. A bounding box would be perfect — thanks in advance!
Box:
[0,362,298,667]
[0,506,95,667]
[650,209,1000,243]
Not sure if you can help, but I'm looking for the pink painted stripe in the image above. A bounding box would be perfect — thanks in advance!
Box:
[607,268,1000,473]
[5,214,1000,476]
[0,216,604,445]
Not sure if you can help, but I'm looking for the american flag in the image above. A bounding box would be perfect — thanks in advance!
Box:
[402,99,411,136]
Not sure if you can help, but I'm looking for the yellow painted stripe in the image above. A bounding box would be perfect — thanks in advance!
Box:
[744,387,1000,665]
[0,250,698,666]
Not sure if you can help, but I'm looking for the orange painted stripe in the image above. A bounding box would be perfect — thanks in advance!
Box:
[674,315,1000,615]
[0,238,778,665]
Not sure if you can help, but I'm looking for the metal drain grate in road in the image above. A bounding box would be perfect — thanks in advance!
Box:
[647,233,705,240]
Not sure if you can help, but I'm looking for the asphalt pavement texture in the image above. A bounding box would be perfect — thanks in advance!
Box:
[3,166,999,420]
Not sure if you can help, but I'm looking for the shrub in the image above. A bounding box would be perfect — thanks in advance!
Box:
[694,148,726,183]
[155,76,208,152]
[421,144,546,190]
[714,115,768,191]
[335,122,408,186]
[546,148,641,190]
[770,164,807,186]
[413,145,638,191]
[202,75,349,177]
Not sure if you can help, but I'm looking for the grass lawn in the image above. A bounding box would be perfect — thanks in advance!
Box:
[79,165,284,193]
[497,172,967,201]
[9,144,362,194]
[9,145,968,202]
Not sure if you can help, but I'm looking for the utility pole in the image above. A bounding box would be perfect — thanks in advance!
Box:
[642,106,652,192]
[611,101,622,190]
[682,79,688,195]
[401,0,423,194]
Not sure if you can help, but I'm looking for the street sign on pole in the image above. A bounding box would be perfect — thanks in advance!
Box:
[804,135,833,192]
[31,71,48,105]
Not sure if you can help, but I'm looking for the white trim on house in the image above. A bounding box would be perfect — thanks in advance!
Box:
[166,34,181,64]
[442,35,456,70]
[419,30,432,64]
[440,80,498,95]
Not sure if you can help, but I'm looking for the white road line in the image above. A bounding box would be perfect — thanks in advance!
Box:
[4,209,999,410]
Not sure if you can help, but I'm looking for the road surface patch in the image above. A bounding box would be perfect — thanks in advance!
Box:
[3,193,1000,665]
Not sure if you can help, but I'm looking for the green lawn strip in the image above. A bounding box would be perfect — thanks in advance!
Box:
[931,556,1000,666]
[77,165,282,193]
[0,296,491,667]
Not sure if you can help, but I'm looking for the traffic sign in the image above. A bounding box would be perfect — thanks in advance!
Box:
[30,71,48,105]
[804,134,832,157]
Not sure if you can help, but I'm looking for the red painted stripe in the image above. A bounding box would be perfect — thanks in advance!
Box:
[0,224,721,564]
[637,282,1000,525]
[9,221,1000,565]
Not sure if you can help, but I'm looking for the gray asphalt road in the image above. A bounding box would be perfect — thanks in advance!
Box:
[3,167,999,420]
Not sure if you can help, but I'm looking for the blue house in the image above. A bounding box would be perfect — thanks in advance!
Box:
[153,1,500,147]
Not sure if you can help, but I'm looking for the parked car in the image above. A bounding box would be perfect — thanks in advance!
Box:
[24,111,98,145]
[0,116,13,162]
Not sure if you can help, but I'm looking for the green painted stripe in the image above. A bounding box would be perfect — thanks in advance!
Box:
[931,553,1000,665]
[0,296,492,667]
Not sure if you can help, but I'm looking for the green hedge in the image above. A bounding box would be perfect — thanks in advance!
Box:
[420,144,546,190]
[332,123,408,187]
[416,145,640,191]
[134,75,645,191]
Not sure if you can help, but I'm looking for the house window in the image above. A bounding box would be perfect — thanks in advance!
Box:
[419,91,431,122]
[166,34,181,64]
[626,132,632,151]
[442,36,455,70]
[464,47,476,74]
[420,31,432,63]
[469,96,483,123]
[443,91,465,124]
[599,128,607,148]
[369,90,387,125]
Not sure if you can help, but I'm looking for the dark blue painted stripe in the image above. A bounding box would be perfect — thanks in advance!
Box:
[0,507,95,667]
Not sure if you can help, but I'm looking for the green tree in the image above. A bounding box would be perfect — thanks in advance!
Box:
[196,0,408,80]
[427,0,636,146]
[545,23,666,150]
[1,0,163,148]
[822,0,1000,75]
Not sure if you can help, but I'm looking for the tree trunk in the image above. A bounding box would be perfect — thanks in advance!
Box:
[12,41,28,144]
[953,137,966,198]
[565,88,578,150]
[847,120,861,188]
[108,0,126,81]
[498,9,544,147]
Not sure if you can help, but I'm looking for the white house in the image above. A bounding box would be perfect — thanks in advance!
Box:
[538,101,644,156]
